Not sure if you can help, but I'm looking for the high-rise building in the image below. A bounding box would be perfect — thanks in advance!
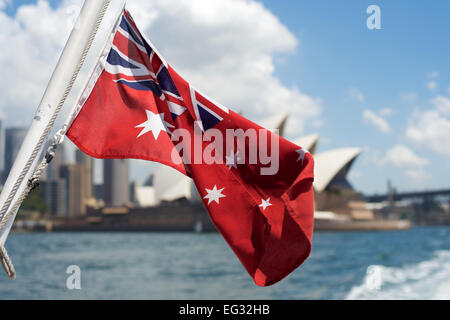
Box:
[93,183,103,200]
[60,164,86,216]
[103,159,129,207]
[75,149,94,199]
[3,127,27,182]
[41,179,67,217]
[129,180,139,204]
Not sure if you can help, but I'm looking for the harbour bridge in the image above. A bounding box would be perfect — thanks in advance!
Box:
[365,189,450,203]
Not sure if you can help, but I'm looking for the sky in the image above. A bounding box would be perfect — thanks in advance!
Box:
[0,0,449,195]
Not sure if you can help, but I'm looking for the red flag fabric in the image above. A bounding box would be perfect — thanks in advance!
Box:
[66,8,314,286]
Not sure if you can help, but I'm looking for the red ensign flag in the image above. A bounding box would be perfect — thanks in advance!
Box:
[66,8,314,286]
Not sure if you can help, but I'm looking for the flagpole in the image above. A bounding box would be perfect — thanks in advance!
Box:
[0,0,111,247]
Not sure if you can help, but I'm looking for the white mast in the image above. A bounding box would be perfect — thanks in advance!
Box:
[0,0,111,247]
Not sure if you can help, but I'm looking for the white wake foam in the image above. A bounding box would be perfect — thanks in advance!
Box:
[346,250,450,300]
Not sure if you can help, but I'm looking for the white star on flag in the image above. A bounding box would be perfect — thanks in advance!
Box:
[259,197,272,210]
[296,148,309,162]
[225,150,241,169]
[203,185,226,205]
[135,109,174,139]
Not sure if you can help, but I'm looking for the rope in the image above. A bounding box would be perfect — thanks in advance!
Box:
[0,131,64,231]
[0,0,111,279]
[0,244,15,279]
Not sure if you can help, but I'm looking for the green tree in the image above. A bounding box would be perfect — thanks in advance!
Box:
[19,185,47,215]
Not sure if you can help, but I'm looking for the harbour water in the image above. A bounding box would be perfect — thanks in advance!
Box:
[0,226,449,299]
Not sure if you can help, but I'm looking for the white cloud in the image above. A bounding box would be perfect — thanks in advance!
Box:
[431,95,450,116]
[426,72,439,91]
[406,109,450,156]
[427,81,437,91]
[311,119,323,129]
[0,0,108,125]
[359,145,383,167]
[0,0,321,135]
[427,71,439,79]
[381,145,431,182]
[0,0,10,10]
[349,87,365,103]
[362,109,391,133]
[405,168,431,181]
[379,107,393,116]
[0,1,74,123]
[382,144,428,168]
[406,96,450,156]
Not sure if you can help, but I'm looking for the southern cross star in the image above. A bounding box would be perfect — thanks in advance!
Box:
[135,109,174,139]
[296,148,309,162]
[225,150,241,170]
[259,197,272,210]
[203,185,226,205]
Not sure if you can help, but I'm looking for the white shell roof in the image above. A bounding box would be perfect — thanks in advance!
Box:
[257,112,289,136]
[313,147,361,192]
[135,186,157,207]
[292,133,320,155]
[153,164,191,203]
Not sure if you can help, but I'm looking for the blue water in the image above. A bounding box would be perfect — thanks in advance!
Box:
[0,226,449,299]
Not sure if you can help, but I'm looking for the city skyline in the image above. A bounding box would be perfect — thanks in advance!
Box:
[0,120,131,216]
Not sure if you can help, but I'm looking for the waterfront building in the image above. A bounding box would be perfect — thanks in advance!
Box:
[103,159,129,207]
[75,149,94,199]
[291,133,368,219]
[131,181,157,207]
[41,179,67,216]
[3,127,27,181]
[93,183,103,200]
[313,147,361,193]
[60,163,86,216]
